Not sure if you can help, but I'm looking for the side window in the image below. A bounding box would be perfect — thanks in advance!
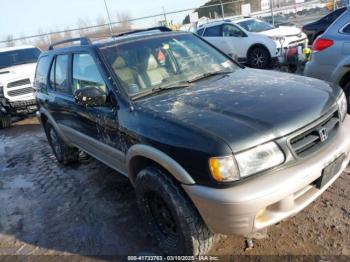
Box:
[203,25,221,37]
[34,56,50,89]
[72,53,106,94]
[222,24,244,37]
[49,55,70,94]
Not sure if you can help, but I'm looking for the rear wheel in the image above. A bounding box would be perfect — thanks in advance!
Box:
[135,166,216,255]
[248,46,270,69]
[343,82,350,114]
[0,114,11,129]
[45,122,79,165]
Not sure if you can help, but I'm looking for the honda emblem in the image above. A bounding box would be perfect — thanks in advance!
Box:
[318,127,328,142]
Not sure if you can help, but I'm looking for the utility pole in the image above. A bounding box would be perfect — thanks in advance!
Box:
[270,0,274,26]
[219,0,225,19]
[103,0,114,35]
[162,6,168,25]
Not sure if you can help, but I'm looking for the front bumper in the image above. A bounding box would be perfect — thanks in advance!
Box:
[183,116,350,235]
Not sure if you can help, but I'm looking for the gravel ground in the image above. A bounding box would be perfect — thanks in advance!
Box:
[0,117,349,259]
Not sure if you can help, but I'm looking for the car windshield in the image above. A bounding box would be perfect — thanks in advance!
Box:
[100,33,237,98]
[0,48,41,69]
[237,19,275,32]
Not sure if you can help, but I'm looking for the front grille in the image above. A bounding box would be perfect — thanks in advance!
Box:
[290,111,340,157]
[7,79,31,88]
[7,87,34,97]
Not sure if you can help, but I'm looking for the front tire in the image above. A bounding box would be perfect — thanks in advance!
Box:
[135,166,216,255]
[248,46,270,69]
[44,122,79,165]
[0,114,11,129]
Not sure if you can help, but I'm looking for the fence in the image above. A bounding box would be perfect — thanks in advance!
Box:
[1,0,348,49]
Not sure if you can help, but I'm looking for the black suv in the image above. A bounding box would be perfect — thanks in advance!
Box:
[35,27,350,254]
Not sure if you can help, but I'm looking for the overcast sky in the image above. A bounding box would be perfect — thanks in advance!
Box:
[0,0,207,40]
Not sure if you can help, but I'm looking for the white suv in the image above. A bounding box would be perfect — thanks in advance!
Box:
[235,18,308,62]
[196,20,278,69]
[0,45,40,128]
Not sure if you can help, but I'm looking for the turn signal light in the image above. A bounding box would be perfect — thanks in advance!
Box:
[312,38,334,52]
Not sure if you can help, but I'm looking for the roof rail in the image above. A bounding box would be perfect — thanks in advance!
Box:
[113,26,172,38]
[48,37,91,50]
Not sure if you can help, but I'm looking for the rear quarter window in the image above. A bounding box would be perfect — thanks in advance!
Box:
[34,55,51,90]
[342,23,350,34]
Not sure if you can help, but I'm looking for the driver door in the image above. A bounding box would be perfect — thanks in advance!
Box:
[68,53,122,154]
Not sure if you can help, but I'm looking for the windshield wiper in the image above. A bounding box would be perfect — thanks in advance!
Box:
[187,70,232,83]
[132,83,191,100]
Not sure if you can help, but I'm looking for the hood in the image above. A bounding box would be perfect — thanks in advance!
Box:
[137,68,338,153]
[0,63,37,83]
[259,26,302,38]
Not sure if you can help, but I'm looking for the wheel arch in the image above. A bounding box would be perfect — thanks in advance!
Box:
[126,144,196,186]
[339,70,350,88]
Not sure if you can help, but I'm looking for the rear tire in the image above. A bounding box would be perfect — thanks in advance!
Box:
[248,46,271,69]
[0,114,11,129]
[343,82,350,114]
[135,166,216,255]
[44,122,79,165]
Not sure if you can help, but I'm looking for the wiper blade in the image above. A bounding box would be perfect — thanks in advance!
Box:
[132,83,190,100]
[187,70,231,83]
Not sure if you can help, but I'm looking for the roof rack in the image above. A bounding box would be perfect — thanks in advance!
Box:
[113,26,172,38]
[48,37,91,50]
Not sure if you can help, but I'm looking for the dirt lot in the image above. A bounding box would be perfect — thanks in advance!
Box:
[0,117,349,259]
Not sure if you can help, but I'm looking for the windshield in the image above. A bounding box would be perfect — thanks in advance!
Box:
[100,33,237,98]
[237,19,275,32]
[0,48,41,69]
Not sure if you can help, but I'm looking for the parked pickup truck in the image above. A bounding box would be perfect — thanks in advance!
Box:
[0,45,41,128]
[35,28,350,255]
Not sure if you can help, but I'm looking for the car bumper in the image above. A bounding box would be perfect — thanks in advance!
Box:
[6,99,37,114]
[183,116,350,235]
[304,60,333,82]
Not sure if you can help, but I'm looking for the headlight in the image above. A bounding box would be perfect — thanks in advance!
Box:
[337,91,347,122]
[209,142,285,182]
[235,142,285,178]
[209,156,239,182]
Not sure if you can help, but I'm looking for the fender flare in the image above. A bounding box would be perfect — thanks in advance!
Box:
[126,144,196,185]
[38,107,71,145]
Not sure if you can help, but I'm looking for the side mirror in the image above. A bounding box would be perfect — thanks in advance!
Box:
[74,87,107,107]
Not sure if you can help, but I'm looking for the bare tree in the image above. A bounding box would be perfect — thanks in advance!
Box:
[115,12,132,33]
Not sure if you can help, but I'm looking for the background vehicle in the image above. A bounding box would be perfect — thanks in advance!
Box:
[0,45,41,128]
[36,28,350,255]
[196,21,278,69]
[305,6,350,112]
[302,6,347,44]
[235,18,308,62]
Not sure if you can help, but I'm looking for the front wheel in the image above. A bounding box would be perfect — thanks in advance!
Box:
[135,166,216,255]
[248,46,271,69]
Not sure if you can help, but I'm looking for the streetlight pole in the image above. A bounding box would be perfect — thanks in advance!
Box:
[103,0,114,35]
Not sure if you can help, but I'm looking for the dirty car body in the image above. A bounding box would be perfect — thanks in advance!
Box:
[35,29,350,252]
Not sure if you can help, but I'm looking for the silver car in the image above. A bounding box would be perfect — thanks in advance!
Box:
[305,6,350,112]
